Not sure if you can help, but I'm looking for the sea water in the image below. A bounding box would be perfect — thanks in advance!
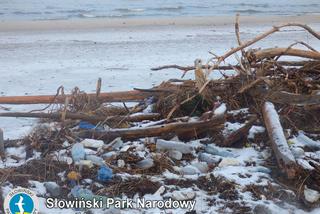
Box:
[0,0,319,21]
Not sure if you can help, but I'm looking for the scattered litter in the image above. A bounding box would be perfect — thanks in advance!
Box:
[97,165,113,182]
[156,139,193,154]
[168,150,183,160]
[71,143,86,162]
[44,182,61,197]
[218,158,240,167]
[172,190,196,201]
[81,138,104,149]
[304,186,320,203]
[136,159,154,170]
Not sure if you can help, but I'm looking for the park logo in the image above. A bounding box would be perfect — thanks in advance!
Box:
[3,188,39,214]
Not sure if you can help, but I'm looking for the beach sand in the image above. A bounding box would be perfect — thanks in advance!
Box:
[0,15,320,31]
[0,15,320,138]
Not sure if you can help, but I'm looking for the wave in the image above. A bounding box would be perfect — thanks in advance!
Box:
[114,8,145,13]
[233,9,264,14]
[239,3,270,8]
[79,13,96,18]
[12,11,42,15]
[58,9,95,14]
[152,6,184,11]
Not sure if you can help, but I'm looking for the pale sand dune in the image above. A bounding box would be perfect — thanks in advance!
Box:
[0,15,320,32]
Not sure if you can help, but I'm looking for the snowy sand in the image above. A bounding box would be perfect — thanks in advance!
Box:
[0,15,320,139]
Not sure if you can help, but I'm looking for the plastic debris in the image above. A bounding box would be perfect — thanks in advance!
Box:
[181,165,201,175]
[120,145,131,152]
[102,151,117,159]
[218,158,240,167]
[110,137,124,150]
[253,204,272,214]
[168,150,183,160]
[296,131,320,150]
[44,182,61,197]
[71,186,94,200]
[117,159,125,168]
[81,138,104,149]
[205,145,234,157]
[136,159,154,170]
[97,166,113,182]
[62,141,70,148]
[198,153,222,164]
[214,103,227,115]
[172,191,196,201]
[291,147,305,158]
[54,156,73,165]
[191,162,208,173]
[154,186,166,196]
[86,155,105,166]
[75,160,94,168]
[67,171,81,181]
[156,139,193,154]
[78,121,96,130]
[304,186,320,203]
[71,143,86,162]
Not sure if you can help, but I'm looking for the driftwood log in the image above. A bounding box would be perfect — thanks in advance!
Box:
[247,85,320,106]
[0,112,160,124]
[262,101,298,179]
[0,90,155,105]
[251,48,320,61]
[78,114,225,141]
[267,91,320,106]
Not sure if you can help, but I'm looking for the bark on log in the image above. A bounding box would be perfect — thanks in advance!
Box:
[253,48,320,61]
[262,101,298,179]
[0,90,155,105]
[267,91,320,105]
[0,112,160,123]
[249,88,320,106]
[77,114,225,141]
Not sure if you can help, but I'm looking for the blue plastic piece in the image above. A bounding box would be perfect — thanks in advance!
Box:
[69,180,77,187]
[79,121,104,131]
[79,121,96,130]
[71,143,86,162]
[97,166,113,182]
[71,186,93,200]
